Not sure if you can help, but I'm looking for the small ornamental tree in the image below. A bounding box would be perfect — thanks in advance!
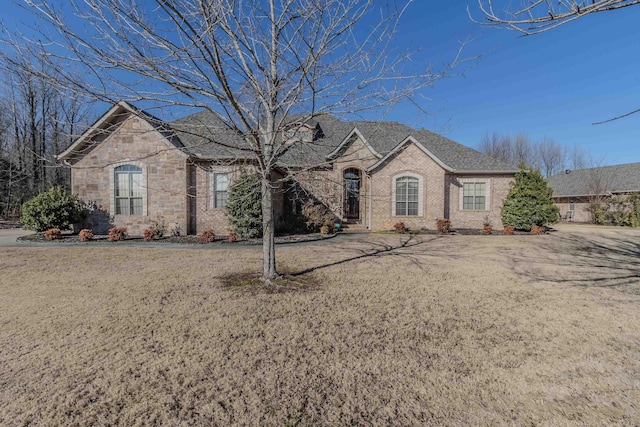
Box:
[501,168,559,231]
[21,187,86,232]
[226,172,263,238]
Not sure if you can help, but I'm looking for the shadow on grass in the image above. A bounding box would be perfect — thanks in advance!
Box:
[219,234,442,294]
[504,231,640,294]
[290,233,440,276]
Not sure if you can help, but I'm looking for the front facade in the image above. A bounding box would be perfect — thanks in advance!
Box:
[58,102,519,235]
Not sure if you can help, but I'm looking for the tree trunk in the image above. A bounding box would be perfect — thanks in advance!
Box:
[262,170,277,281]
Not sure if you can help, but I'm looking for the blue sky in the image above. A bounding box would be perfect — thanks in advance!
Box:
[3,1,639,166]
[389,2,640,166]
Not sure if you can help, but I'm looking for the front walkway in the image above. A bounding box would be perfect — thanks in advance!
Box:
[0,228,32,247]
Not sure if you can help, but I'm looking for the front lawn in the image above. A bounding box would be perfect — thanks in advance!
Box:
[1,231,639,425]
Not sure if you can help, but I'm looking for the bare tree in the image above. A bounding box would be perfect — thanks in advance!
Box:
[478,131,512,164]
[537,137,566,177]
[478,131,590,175]
[0,56,91,217]
[567,143,588,170]
[470,0,640,35]
[477,131,538,169]
[585,157,612,223]
[1,0,470,281]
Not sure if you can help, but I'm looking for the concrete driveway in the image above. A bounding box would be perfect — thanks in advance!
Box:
[0,228,32,247]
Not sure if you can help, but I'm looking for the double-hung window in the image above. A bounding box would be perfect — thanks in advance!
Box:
[114,165,143,215]
[395,176,419,216]
[462,182,486,211]
[213,173,229,208]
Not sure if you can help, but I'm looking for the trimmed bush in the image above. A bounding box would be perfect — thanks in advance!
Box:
[200,229,215,244]
[437,219,451,234]
[393,222,407,234]
[301,200,335,232]
[44,228,62,240]
[501,168,558,231]
[143,228,156,242]
[78,229,94,242]
[21,187,86,232]
[503,226,515,235]
[108,227,127,242]
[228,231,237,243]
[531,225,546,235]
[226,172,263,238]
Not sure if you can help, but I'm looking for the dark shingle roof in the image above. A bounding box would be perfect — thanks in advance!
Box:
[548,162,640,197]
[169,110,251,159]
[167,110,518,172]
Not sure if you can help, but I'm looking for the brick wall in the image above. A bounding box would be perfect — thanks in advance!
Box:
[369,143,446,231]
[447,174,514,229]
[554,196,593,223]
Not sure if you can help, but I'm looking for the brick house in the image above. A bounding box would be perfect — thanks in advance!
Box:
[58,101,519,235]
[548,162,640,223]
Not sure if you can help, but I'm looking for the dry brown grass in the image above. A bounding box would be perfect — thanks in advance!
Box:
[1,230,639,425]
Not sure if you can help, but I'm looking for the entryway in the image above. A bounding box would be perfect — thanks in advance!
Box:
[343,168,361,221]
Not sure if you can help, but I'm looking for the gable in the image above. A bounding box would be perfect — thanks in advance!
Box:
[58,101,186,164]
[326,128,382,161]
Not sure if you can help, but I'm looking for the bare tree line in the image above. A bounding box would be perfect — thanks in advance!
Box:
[0,57,92,219]
[478,131,589,177]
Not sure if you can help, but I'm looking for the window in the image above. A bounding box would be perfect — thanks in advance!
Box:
[213,173,229,208]
[114,165,143,215]
[569,201,575,211]
[395,176,419,216]
[462,182,486,211]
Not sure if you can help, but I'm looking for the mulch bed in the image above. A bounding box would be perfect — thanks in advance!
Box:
[17,232,336,245]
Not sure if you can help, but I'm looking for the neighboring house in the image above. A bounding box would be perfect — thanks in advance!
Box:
[548,162,640,223]
[57,101,519,235]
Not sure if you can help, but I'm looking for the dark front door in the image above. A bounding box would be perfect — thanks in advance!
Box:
[188,165,197,235]
[344,168,360,220]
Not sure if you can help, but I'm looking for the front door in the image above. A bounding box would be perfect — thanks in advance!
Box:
[344,168,360,220]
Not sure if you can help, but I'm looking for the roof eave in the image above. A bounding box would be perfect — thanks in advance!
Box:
[57,101,135,160]
[326,127,382,160]
[450,169,521,175]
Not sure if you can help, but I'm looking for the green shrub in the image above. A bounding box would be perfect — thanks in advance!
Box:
[20,187,86,232]
[501,168,558,231]
[226,172,263,238]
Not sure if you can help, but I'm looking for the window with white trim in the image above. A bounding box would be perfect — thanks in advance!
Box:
[213,173,229,208]
[114,165,143,215]
[395,176,419,216]
[462,182,486,211]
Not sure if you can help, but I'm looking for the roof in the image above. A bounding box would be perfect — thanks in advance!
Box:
[62,102,519,174]
[548,162,640,197]
[168,109,251,159]
[279,114,518,173]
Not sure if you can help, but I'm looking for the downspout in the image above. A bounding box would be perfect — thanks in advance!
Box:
[367,172,372,230]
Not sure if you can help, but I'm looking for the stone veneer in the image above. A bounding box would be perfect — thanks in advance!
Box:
[71,114,189,236]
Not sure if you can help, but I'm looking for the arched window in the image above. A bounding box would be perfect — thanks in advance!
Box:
[114,165,143,215]
[395,176,419,216]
